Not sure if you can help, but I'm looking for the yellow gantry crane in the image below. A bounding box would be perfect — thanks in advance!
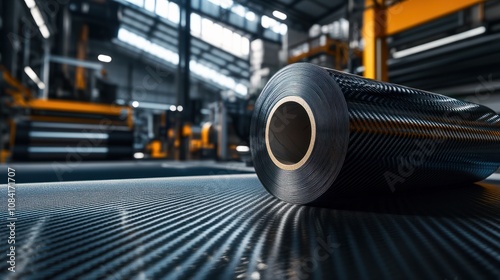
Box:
[362,0,485,81]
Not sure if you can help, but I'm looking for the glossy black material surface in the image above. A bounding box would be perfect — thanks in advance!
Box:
[251,63,500,205]
[0,174,499,279]
[0,161,254,183]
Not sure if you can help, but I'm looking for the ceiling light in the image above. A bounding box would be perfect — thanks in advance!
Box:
[24,0,51,39]
[24,0,36,9]
[236,145,250,152]
[98,54,112,63]
[272,10,287,20]
[393,26,486,59]
[24,66,37,80]
[24,66,45,89]
[170,105,177,111]
[131,101,179,111]
[30,7,45,27]
[134,152,145,159]
[177,105,183,112]
[39,25,50,39]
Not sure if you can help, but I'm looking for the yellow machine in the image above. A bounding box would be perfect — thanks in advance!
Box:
[362,0,485,81]
[287,0,485,82]
[162,123,204,160]
[287,35,357,70]
[1,67,133,162]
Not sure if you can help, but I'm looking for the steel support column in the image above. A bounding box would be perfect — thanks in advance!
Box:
[1,0,20,78]
[41,42,50,99]
[176,0,191,160]
[362,0,388,81]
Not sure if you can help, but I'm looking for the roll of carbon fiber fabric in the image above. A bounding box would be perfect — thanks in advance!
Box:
[250,63,500,205]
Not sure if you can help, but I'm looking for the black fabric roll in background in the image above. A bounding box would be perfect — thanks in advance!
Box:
[250,63,500,205]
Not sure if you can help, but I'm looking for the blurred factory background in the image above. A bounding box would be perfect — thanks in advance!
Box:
[1,0,500,167]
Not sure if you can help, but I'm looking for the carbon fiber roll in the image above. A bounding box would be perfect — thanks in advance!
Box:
[250,63,500,205]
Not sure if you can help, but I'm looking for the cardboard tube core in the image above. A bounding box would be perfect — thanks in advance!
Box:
[265,96,316,171]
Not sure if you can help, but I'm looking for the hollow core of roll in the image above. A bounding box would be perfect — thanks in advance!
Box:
[265,97,316,170]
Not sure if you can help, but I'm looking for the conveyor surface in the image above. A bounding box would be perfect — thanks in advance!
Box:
[0,161,254,183]
[0,174,499,279]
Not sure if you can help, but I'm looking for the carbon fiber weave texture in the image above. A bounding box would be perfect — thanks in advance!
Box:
[324,69,500,197]
[0,175,499,279]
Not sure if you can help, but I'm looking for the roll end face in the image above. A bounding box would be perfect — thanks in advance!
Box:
[250,63,350,205]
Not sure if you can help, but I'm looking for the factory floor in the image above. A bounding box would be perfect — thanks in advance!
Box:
[0,164,498,278]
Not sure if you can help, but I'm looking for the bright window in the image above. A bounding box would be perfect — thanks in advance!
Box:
[211,23,223,46]
[190,13,201,36]
[231,33,242,55]
[201,18,214,41]
[231,4,245,17]
[155,0,168,18]
[191,12,249,58]
[167,2,179,24]
[144,0,155,12]
[261,15,287,35]
[241,37,249,56]
[222,28,233,50]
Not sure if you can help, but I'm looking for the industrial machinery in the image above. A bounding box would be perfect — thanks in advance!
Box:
[0,0,134,162]
[1,67,133,162]
[163,102,247,161]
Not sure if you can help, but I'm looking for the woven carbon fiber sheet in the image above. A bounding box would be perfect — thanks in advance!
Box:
[1,174,499,279]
